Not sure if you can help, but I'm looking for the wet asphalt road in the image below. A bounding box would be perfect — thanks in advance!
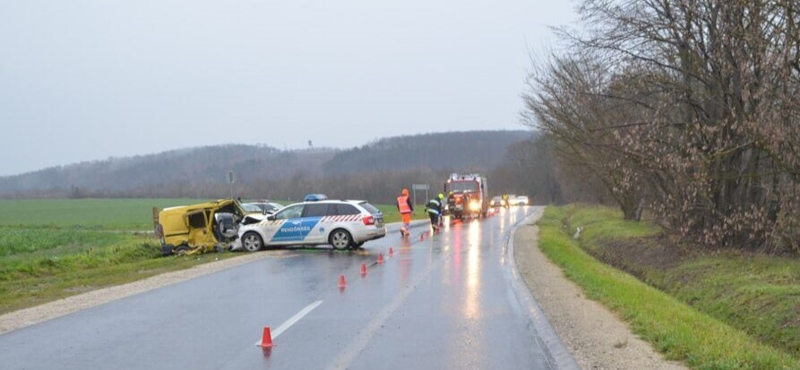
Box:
[1,206,564,370]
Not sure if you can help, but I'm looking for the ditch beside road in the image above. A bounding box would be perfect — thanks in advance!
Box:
[515,221,687,370]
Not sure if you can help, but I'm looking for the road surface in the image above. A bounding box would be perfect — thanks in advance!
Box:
[0,206,577,370]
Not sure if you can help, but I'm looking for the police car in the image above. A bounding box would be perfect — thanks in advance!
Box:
[233,199,386,251]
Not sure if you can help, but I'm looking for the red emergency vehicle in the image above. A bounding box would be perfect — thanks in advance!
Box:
[444,173,489,220]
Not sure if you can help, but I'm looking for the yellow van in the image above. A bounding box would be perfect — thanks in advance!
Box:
[153,199,247,256]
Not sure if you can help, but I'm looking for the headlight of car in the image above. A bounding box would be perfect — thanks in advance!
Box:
[469,201,481,211]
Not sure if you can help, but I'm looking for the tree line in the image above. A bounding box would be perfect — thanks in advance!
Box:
[525,0,800,253]
[0,131,532,205]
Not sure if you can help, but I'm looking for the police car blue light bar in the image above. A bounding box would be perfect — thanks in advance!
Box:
[304,194,328,202]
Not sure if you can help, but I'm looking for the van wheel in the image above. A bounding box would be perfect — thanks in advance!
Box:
[242,232,264,252]
[174,244,191,256]
[329,229,352,250]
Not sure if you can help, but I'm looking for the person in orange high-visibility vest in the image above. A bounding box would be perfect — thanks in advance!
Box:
[396,188,414,237]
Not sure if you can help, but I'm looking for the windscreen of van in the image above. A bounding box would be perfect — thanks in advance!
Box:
[448,181,478,192]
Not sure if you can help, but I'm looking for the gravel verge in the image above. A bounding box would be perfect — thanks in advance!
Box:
[514,221,688,370]
[0,250,291,335]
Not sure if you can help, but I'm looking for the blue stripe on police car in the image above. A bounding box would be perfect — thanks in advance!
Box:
[271,217,323,242]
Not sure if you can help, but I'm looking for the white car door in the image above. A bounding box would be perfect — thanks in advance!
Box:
[294,202,329,244]
[266,204,305,245]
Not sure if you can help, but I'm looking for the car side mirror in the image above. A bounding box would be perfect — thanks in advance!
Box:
[267,215,275,221]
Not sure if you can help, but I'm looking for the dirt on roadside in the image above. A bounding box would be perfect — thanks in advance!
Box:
[514,222,688,370]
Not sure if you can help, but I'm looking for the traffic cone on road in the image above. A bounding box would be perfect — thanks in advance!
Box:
[377,253,385,264]
[338,274,347,288]
[258,326,274,348]
[388,247,394,257]
[420,233,424,241]
[360,263,368,276]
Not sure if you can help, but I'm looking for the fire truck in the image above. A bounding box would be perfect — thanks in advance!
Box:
[444,173,489,220]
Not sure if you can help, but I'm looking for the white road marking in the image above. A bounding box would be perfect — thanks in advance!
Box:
[325,254,450,370]
[255,300,323,346]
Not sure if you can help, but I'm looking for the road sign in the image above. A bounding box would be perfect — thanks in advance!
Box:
[411,184,429,205]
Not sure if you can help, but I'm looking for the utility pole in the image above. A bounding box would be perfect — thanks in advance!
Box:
[228,170,235,199]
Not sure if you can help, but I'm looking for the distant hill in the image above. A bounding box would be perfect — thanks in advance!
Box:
[324,131,529,174]
[0,130,530,199]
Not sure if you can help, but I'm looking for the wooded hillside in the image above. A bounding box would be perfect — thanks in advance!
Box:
[0,131,531,202]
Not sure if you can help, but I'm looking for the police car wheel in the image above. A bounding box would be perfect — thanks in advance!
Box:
[242,232,263,252]
[329,229,352,250]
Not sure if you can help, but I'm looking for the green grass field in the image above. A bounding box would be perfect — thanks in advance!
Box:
[538,205,800,369]
[0,199,425,229]
[0,198,425,314]
[0,198,209,229]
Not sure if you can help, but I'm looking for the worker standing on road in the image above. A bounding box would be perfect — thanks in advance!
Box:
[396,188,414,237]
[426,193,444,232]
[502,194,510,209]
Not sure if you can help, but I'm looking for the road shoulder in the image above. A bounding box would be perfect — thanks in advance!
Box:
[0,251,289,335]
[514,222,688,370]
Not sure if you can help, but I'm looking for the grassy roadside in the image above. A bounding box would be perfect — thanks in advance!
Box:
[0,230,241,315]
[0,199,424,314]
[537,205,800,370]
[375,204,428,224]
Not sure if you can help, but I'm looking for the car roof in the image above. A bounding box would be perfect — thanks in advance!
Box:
[284,199,364,207]
[308,199,363,204]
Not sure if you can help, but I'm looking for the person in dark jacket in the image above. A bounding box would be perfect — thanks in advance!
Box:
[426,193,444,231]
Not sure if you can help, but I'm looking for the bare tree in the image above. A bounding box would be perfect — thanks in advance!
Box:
[526,0,800,252]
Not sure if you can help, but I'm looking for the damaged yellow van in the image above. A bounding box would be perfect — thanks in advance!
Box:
[153,199,250,256]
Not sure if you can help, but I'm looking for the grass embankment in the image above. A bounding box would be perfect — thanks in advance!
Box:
[537,205,800,370]
[0,199,243,314]
[0,199,423,314]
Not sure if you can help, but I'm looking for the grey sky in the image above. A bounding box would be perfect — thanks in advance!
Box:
[0,0,576,176]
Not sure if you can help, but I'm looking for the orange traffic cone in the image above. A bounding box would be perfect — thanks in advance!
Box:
[259,326,274,348]
[338,274,347,288]
[377,253,385,264]
[420,233,424,241]
[360,263,368,276]
[388,247,394,257]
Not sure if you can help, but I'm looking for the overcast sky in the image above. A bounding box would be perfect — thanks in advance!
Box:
[0,0,577,176]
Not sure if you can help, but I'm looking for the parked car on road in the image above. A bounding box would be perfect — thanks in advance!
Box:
[489,196,503,208]
[233,200,386,252]
[507,194,517,206]
[242,201,283,215]
[516,196,530,206]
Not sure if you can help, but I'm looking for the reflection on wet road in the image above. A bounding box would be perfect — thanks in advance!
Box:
[0,206,560,370]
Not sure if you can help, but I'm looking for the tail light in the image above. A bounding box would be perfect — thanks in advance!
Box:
[362,215,375,225]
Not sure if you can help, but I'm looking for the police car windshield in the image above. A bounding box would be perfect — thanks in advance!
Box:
[241,203,263,213]
[448,181,478,192]
[274,204,303,220]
